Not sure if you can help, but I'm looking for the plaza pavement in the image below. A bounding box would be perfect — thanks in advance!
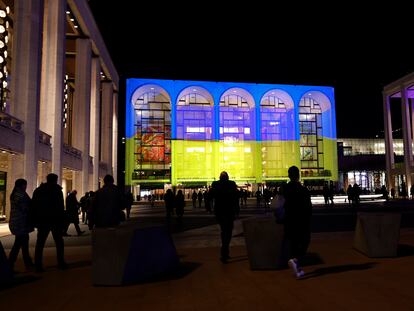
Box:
[1,202,414,310]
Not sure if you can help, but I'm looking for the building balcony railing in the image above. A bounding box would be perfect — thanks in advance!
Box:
[63,144,82,159]
[301,170,332,178]
[0,111,23,133]
[132,172,171,180]
[39,131,52,146]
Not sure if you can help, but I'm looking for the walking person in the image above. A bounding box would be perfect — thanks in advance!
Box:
[32,173,67,272]
[381,185,389,201]
[79,192,89,224]
[164,189,175,219]
[197,190,203,209]
[323,182,329,206]
[210,171,239,263]
[283,166,312,279]
[8,179,34,271]
[175,190,185,226]
[329,181,335,206]
[63,190,84,236]
[347,184,353,205]
[192,191,197,209]
[86,191,95,230]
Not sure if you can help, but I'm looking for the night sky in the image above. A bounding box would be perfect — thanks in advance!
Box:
[88,2,413,139]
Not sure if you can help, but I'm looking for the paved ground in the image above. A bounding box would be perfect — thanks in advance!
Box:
[1,201,414,310]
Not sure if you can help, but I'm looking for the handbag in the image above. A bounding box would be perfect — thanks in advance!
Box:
[272,194,285,224]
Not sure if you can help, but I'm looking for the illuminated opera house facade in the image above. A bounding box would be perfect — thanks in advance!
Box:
[126,79,338,193]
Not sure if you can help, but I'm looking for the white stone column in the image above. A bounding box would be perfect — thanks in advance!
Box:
[90,57,101,190]
[10,0,45,194]
[72,38,92,195]
[39,0,66,183]
[101,81,113,175]
[383,93,394,190]
[112,91,118,183]
[401,86,413,189]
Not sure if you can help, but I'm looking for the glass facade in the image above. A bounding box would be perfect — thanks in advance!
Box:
[260,93,295,179]
[338,138,403,156]
[133,91,171,181]
[299,97,324,176]
[174,89,215,182]
[125,79,338,187]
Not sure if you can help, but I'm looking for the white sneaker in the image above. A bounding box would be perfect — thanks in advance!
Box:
[296,269,305,279]
[288,259,298,276]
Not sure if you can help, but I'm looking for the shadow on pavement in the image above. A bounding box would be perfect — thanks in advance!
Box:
[122,261,202,286]
[302,252,325,267]
[300,262,378,280]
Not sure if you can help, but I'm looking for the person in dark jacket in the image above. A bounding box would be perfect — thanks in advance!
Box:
[210,171,239,263]
[8,179,34,271]
[164,189,175,219]
[32,173,67,272]
[90,175,124,228]
[63,190,84,236]
[79,192,89,224]
[175,190,185,223]
[283,166,312,279]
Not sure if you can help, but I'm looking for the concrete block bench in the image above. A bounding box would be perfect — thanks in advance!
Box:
[0,240,13,285]
[242,216,287,269]
[354,212,401,257]
[92,225,179,286]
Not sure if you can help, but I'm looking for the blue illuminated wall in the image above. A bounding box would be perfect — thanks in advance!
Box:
[125,79,337,186]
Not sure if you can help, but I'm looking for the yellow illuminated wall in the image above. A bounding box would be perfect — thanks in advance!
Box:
[261,141,300,180]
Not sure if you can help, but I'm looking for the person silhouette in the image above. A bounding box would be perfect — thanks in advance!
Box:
[8,179,34,271]
[283,166,312,279]
[175,190,185,225]
[210,171,239,263]
[63,190,84,236]
[32,173,67,272]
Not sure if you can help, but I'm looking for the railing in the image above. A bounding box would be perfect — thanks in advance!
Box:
[0,111,23,133]
[39,131,52,146]
[132,172,171,180]
[63,144,82,159]
[301,170,332,177]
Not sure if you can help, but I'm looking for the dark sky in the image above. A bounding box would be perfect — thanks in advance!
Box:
[88,2,413,138]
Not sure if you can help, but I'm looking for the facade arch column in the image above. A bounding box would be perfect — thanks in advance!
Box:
[90,57,101,190]
[112,91,118,183]
[72,38,92,195]
[10,0,45,194]
[39,0,66,182]
[101,81,114,176]
[401,86,413,191]
[383,92,394,190]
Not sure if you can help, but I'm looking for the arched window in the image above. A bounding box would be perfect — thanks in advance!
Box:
[218,88,255,181]
[132,86,171,181]
[174,87,215,183]
[219,91,254,141]
[260,90,295,179]
[176,88,213,140]
[299,97,323,176]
